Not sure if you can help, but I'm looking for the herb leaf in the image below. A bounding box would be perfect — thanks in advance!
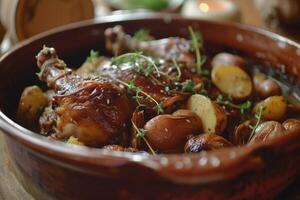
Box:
[133,29,154,41]
[237,101,252,114]
[248,105,265,141]
[188,26,208,76]
[131,120,156,155]
[112,52,166,78]
[117,79,164,114]
[181,79,194,92]
[172,58,182,81]
[216,94,252,114]
[86,50,100,63]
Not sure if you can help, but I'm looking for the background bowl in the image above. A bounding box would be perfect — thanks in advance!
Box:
[0,13,300,200]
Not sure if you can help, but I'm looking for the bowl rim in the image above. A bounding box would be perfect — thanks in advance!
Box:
[0,13,299,184]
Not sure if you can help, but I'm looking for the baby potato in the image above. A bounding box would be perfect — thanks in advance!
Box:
[17,85,49,129]
[254,96,287,121]
[211,53,246,70]
[211,65,253,99]
[144,109,202,153]
[249,121,285,144]
[187,94,227,135]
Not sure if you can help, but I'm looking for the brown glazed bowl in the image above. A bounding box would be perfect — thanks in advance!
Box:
[0,13,300,200]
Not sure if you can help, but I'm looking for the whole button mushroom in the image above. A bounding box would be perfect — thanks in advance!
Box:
[144,109,202,153]
[249,121,286,144]
[253,73,281,98]
[232,120,253,145]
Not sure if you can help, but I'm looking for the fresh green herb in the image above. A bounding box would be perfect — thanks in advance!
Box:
[248,105,265,141]
[188,26,208,76]
[172,58,182,81]
[67,136,83,146]
[37,106,45,114]
[181,79,194,92]
[127,0,168,11]
[237,101,252,114]
[216,95,252,114]
[198,84,208,96]
[131,120,156,155]
[133,29,154,42]
[86,50,100,63]
[117,79,164,114]
[112,52,167,78]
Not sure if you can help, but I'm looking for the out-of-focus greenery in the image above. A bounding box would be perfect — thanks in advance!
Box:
[125,0,169,11]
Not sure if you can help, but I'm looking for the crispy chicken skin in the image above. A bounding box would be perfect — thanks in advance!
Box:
[36,46,133,146]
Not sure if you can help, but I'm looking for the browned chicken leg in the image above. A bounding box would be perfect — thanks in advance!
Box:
[105,25,195,66]
[37,46,133,147]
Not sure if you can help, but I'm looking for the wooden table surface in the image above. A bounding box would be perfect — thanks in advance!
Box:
[0,134,34,200]
[0,0,299,199]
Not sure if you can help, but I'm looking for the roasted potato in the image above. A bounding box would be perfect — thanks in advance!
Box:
[211,65,253,99]
[17,85,49,129]
[249,121,285,144]
[187,94,227,135]
[184,133,233,153]
[144,109,202,153]
[254,96,287,121]
[211,53,246,70]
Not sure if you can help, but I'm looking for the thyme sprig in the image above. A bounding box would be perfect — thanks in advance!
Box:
[86,49,100,63]
[248,105,265,141]
[117,79,164,114]
[131,120,156,155]
[133,29,154,42]
[172,58,182,81]
[112,52,167,78]
[216,95,252,114]
[181,79,194,92]
[188,26,208,76]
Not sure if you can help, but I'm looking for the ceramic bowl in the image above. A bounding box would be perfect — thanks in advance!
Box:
[0,13,299,200]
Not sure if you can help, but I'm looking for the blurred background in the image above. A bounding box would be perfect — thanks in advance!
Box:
[0,0,300,54]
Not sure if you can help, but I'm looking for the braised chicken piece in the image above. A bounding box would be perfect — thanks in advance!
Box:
[36,46,133,146]
[105,25,195,66]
